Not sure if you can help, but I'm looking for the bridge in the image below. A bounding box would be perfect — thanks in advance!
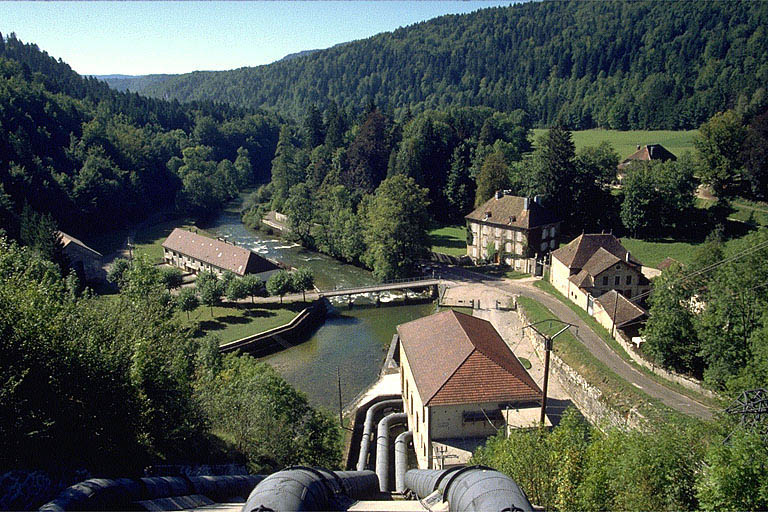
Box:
[316,276,444,298]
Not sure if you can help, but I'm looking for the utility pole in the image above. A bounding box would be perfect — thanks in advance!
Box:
[523,319,576,426]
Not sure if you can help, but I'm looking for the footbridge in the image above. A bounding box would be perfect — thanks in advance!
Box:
[317,276,444,298]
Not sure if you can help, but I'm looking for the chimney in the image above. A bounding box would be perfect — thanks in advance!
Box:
[486,210,492,218]
[495,190,503,200]
[626,251,631,263]
[523,197,530,210]
[534,195,542,206]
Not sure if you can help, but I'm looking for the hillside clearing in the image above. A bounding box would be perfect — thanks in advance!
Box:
[533,129,697,158]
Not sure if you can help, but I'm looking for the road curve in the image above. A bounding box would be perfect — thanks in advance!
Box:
[437,265,715,421]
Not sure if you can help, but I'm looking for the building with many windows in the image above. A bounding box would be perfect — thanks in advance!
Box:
[550,233,650,312]
[465,192,560,271]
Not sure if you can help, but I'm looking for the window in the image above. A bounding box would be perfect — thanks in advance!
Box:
[541,229,548,240]
[550,239,556,249]
[550,226,557,238]
[626,275,632,285]
[602,276,609,286]
[614,276,620,286]
[410,393,413,415]
[540,242,547,252]
[516,231,523,242]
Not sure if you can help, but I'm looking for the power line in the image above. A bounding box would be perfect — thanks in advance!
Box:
[628,236,768,304]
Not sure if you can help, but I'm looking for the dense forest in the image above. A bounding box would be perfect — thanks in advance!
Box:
[0,33,281,239]
[472,409,768,511]
[136,0,768,129]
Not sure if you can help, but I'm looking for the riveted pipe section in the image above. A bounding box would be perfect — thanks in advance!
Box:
[375,412,407,492]
[394,430,413,494]
[404,466,533,512]
[242,467,379,512]
[356,399,402,471]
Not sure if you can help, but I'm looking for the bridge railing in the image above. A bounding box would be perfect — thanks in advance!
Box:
[317,275,442,294]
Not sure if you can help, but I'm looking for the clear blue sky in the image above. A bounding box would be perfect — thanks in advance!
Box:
[0,1,517,76]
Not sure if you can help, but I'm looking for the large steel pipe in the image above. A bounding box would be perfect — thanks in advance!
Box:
[356,399,402,471]
[404,466,533,512]
[394,430,413,493]
[375,412,407,492]
[241,467,379,512]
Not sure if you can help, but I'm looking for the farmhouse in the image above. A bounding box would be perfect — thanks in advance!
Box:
[162,228,280,279]
[617,144,677,181]
[398,310,541,469]
[58,231,103,282]
[465,191,560,271]
[550,233,650,312]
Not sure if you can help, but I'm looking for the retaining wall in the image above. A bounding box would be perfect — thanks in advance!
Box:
[612,329,718,399]
[219,300,326,357]
[516,307,646,431]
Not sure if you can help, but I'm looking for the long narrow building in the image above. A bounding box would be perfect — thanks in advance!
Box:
[162,228,280,279]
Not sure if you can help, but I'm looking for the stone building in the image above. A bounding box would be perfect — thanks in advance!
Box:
[465,192,560,271]
[162,228,280,279]
[58,231,103,283]
[398,310,541,469]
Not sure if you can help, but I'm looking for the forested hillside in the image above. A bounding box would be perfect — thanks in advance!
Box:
[0,33,281,239]
[139,0,768,129]
[98,73,176,93]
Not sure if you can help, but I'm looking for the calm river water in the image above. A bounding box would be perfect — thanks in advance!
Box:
[207,203,434,411]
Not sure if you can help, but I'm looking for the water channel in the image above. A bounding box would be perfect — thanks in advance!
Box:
[207,202,434,411]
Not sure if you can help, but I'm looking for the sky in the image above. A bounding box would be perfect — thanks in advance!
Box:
[0,1,517,76]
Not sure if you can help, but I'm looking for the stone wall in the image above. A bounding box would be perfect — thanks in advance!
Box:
[517,307,646,431]
[219,300,326,356]
[612,329,718,399]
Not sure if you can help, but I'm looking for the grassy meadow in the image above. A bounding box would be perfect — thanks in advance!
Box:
[183,301,306,344]
[429,224,467,256]
[532,128,698,159]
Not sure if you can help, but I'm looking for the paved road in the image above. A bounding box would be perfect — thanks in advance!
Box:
[436,265,715,421]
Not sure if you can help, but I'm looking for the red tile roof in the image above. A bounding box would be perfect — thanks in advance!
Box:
[552,233,640,270]
[398,310,541,406]
[161,228,278,276]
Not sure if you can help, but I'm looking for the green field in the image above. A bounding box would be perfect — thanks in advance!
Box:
[132,220,211,263]
[429,225,467,256]
[183,301,306,344]
[532,128,697,159]
[619,238,703,268]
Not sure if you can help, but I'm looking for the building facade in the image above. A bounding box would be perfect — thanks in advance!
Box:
[398,310,541,469]
[59,231,103,283]
[550,234,650,311]
[465,192,560,270]
[162,228,280,279]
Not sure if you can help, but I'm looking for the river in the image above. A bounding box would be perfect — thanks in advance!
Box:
[206,202,434,411]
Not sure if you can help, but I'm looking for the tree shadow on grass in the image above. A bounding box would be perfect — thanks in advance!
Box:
[429,234,466,251]
[217,315,251,325]
[198,320,225,332]
[243,309,278,319]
